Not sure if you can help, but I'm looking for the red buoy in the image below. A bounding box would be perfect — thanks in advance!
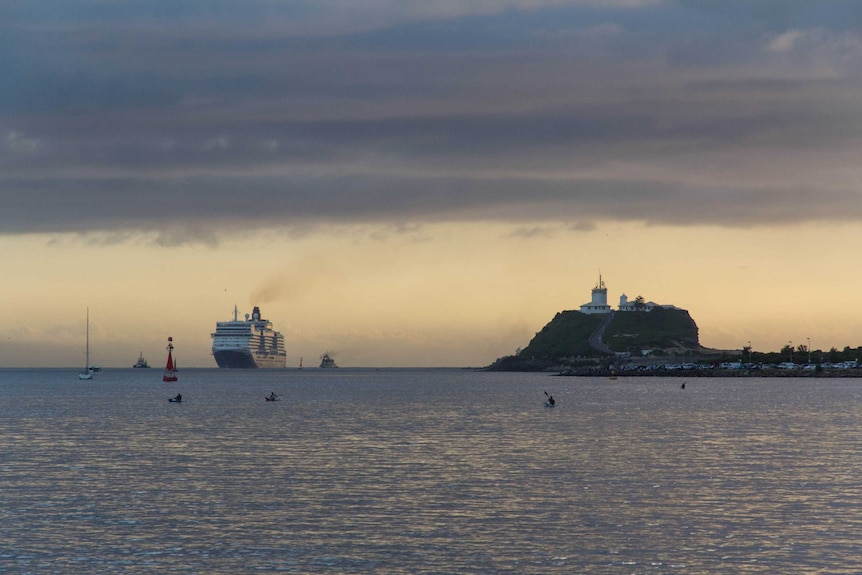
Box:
[163,336,178,382]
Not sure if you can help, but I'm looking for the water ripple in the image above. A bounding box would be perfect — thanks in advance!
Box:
[3,370,862,573]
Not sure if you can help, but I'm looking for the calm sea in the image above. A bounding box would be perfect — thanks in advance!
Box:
[3,368,862,574]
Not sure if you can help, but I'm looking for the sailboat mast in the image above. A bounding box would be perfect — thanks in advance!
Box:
[85,307,89,370]
[78,307,93,380]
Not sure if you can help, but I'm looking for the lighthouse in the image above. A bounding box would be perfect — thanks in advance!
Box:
[579,274,612,314]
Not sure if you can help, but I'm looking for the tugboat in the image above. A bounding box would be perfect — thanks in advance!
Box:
[319,352,338,368]
[133,352,151,368]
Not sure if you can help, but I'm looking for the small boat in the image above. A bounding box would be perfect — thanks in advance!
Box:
[320,352,338,368]
[265,396,281,402]
[133,352,150,368]
[79,308,93,380]
[168,396,182,403]
[544,402,555,408]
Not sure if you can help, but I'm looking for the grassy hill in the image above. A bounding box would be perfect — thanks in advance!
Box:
[519,311,604,359]
[603,307,700,353]
[487,307,701,371]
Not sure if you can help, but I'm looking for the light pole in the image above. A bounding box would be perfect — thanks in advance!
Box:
[747,340,752,364]
[789,340,793,364]
[807,337,811,364]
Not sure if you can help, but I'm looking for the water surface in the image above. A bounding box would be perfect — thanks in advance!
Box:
[3,369,862,573]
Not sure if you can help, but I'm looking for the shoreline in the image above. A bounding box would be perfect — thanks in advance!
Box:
[557,367,862,378]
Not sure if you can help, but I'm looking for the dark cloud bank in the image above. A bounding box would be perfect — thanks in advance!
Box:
[4,1,862,241]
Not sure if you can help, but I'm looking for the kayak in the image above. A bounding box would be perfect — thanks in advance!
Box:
[265,397,281,402]
[544,402,555,408]
[169,398,182,403]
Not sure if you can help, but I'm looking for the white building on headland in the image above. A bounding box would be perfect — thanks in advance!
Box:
[579,275,680,315]
[579,274,612,315]
[618,294,660,312]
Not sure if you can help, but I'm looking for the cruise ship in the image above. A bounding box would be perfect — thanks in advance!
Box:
[211,306,287,368]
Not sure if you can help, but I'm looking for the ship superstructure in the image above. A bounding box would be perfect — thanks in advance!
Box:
[211,305,287,368]
[319,352,338,368]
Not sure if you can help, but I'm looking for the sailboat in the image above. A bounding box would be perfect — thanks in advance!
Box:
[78,308,93,380]
[163,336,178,382]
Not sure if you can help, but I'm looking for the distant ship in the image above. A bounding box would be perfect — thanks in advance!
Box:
[133,352,150,368]
[319,352,338,368]
[211,306,287,369]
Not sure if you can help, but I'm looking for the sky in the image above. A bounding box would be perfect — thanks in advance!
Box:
[4,0,862,368]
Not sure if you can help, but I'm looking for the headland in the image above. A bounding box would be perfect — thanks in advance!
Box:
[486,274,862,377]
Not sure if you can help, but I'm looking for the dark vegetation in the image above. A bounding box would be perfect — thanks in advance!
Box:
[729,344,862,366]
[603,308,699,353]
[487,307,700,371]
[518,311,604,360]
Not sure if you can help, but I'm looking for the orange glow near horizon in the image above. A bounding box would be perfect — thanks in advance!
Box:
[1,220,861,367]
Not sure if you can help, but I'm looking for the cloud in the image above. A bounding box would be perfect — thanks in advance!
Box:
[3,0,862,242]
[506,225,564,239]
[5,131,38,153]
[768,29,807,52]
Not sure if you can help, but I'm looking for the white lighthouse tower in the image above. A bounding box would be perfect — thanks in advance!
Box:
[579,274,612,314]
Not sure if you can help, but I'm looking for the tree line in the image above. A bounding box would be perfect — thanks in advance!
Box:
[736,344,862,365]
